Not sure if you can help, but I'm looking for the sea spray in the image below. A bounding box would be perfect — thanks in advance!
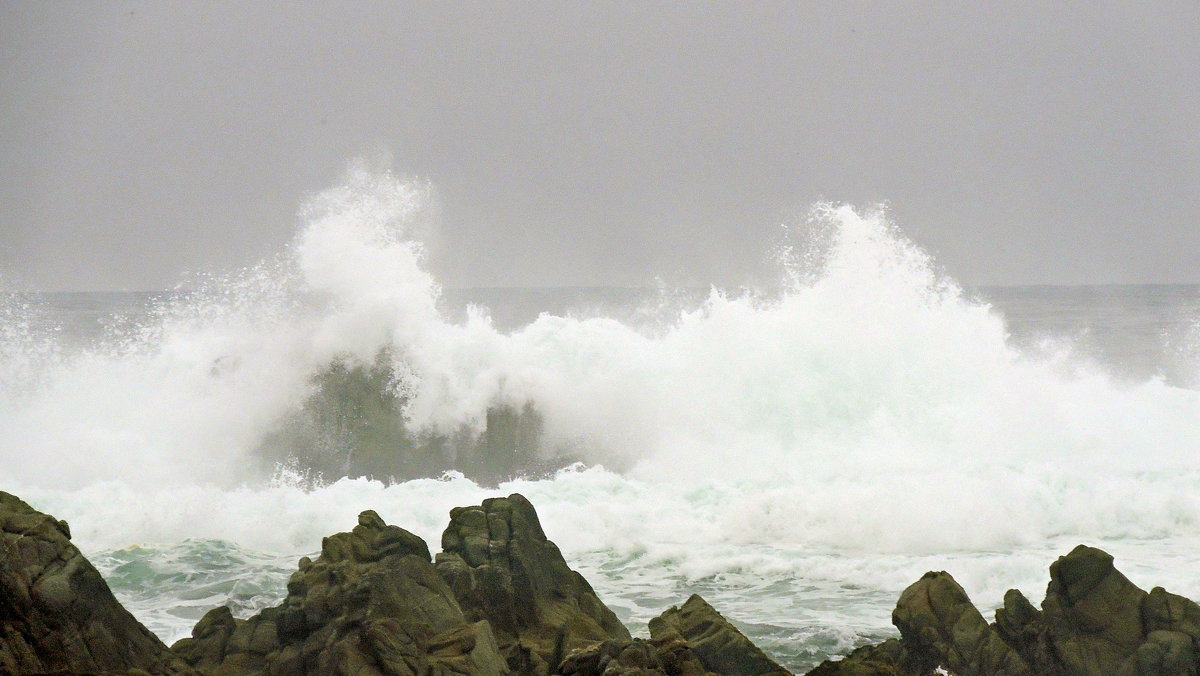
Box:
[2,170,1200,669]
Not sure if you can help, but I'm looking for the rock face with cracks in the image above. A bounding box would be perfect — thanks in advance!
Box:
[0,491,195,675]
[435,493,631,674]
[173,509,508,676]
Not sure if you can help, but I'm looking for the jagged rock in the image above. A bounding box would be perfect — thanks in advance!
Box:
[803,639,903,675]
[557,637,717,676]
[891,571,1030,676]
[173,509,508,675]
[1042,545,1148,675]
[804,572,1032,676]
[648,595,790,676]
[804,545,1200,676]
[0,491,195,675]
[435,493,630,674]
[992,588,1061,674]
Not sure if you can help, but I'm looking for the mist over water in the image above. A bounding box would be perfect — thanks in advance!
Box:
[2,169,1199,669]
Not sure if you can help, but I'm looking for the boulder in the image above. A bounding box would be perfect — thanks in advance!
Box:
[0,490,195,675]
[1041,545,1148,675]
[435,493,630,674]
[648,595,791,676]
[173,509,507,675]
[891,571,1030,676]
[804,545,1200,676]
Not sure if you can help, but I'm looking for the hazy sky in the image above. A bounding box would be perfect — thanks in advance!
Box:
[1,1,1197,291]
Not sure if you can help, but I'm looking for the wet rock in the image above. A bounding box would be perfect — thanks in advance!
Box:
[648,595,791,676]
[992,588,1061,674]
[803,639,903,675]
[258,351,556,485]
[435,493,630,674]
[557,637,717,676]
[1143,586,1200,642]
[804,545,1200,676]
[0,490,195,675]
[1041,545,1147,675]
[891,571,1031,676]
[174,509,507,675]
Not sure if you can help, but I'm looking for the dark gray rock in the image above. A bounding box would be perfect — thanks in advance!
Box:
[557,637,717,676]
[804,545,1200,676]
[648,594,790,676]
[0,490,195,675]
[891,571,1030,676]
[803,639,902,676]
[1042,545,1148,675]
[173,509,508,676]
[435,493,630,675]
[992,588,1063,674]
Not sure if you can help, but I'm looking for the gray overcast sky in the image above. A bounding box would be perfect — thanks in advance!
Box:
[1,1,1197,291]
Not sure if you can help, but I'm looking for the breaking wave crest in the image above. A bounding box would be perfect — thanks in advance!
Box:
[2,168,1199,659]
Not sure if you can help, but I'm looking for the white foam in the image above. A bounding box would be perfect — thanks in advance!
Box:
[3,170,1200,661]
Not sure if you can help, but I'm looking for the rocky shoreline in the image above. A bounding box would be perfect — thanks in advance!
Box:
[3,490,1198,675]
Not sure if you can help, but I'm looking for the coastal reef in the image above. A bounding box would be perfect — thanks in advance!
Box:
[2,489,1199,675]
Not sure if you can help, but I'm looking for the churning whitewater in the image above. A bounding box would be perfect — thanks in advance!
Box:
[2,169,1199,669]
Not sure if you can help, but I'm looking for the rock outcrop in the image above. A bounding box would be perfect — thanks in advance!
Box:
[173,509,508,676]
[891,571,1030,676]
[15,486,1199,676]
[0,490,195,675]
[258,352,554,484]
[435,493,631,674]
[649,595,791,676]
[1041,545,1148,674]
[555,593,789,676]
[807,544,1200,676]
[557,637,713,676]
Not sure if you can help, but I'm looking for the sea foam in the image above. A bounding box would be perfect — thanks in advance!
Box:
[1,168,1199,666]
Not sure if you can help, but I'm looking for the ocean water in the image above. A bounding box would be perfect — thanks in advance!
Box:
[2,170,1199,671]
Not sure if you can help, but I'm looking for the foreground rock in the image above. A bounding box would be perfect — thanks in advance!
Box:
[808,544,1200,676]
[650,596,791,676]
[435,493,631,674]
[557,638,712,676]
[173,510,507,675]
[0,491,194,675]
[22,486,1192,676]
[555,594,791,676]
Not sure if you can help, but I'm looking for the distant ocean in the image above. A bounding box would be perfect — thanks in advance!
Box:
[2,174,1198,671]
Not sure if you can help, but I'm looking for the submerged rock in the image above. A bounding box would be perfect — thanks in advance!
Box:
[435,493,631,674]
[173,509,507,675]
[257,352,555,484]
[0,491,194,675]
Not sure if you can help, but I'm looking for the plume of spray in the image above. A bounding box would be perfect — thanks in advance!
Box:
[1,168,1200,560]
